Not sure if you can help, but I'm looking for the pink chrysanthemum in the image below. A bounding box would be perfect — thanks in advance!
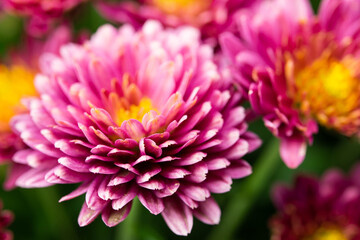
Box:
[7,21,260,235]
[97,0,257,39]
[2,0,84,36]
[0,26,72,168]
[220,0,360,168]
[270,165,360,240]
[0,200,13,240]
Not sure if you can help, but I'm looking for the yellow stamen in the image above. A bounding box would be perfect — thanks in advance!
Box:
[115,97,157,125]
[290,50,360,135]
[304,227,348,240]
[151,0,210,18]
[0,65,36,131]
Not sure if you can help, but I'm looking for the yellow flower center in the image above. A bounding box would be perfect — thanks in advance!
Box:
[304,227,348,240]
[115,97,157,125]
[105,74,158,126]
[150,0,210,19]
[289,50,360,135]
[0,65,36,131]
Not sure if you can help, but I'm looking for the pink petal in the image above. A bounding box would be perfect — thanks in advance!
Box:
[50,165,92,183]
[108,170,135,186]
[120,120,146,141]
[174,152,207,166]
[58,157,90,173]
[102,202,132,227]
[161,198,193,236]
[214,128,240,151]
[177,193,198,209]
[225,139,249,160]
[17,165,55,188]
[185,162,208,183]
[138,179,165,190]
[207,158,230,170]
[181,184,210,201]
[78,202,103,227]
[279,137,307,169]
[86,177,107,210]
[223,160,252,179]
[219,32,244,62]
[154,180,180,198]
[89,163,119,174]
[114,138,138,149]
[136,165,162,183]
[160,167,191,179]
[144,139,162,157]
[204,175,232,194]
[91,144,114,155]
[138,191,164,215]
[193,197,221,225]
[112,185,138,210]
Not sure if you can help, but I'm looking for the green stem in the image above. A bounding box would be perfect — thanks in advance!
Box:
[22,187,80,240]
[116,198,141,240]
[207,138,280,240]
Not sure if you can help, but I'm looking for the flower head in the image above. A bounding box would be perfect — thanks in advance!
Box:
[97,0,257,39]
[2,0,84,36]
[8,21,260,235]
[0,200,13,240]
[220,0,360,168]
[270,165,360,240]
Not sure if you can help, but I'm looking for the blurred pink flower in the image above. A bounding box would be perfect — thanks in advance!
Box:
[2,0,85,36]
[220,0,360,168]
[0,200,13,240]
[97,0,257,40]
[270,165,360,240]
[0,26,73,177]
[7,21,260,235]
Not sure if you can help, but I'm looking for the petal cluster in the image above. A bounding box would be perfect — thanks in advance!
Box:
[270,165,360,240]
[0,200,13,240]
[8,21,260,235]
[220,0,360,168]
[97,0,257,39]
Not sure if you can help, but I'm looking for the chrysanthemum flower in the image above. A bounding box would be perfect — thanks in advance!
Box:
[0,26,72,163]
[220,0,360,168]
[97,0,257,39]
[270,165,360,240]
[0,200,13,240]
[2,0,84,36]
[8,21,260,235]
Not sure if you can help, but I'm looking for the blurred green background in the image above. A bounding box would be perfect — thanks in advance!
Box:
[0,0,359,239]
